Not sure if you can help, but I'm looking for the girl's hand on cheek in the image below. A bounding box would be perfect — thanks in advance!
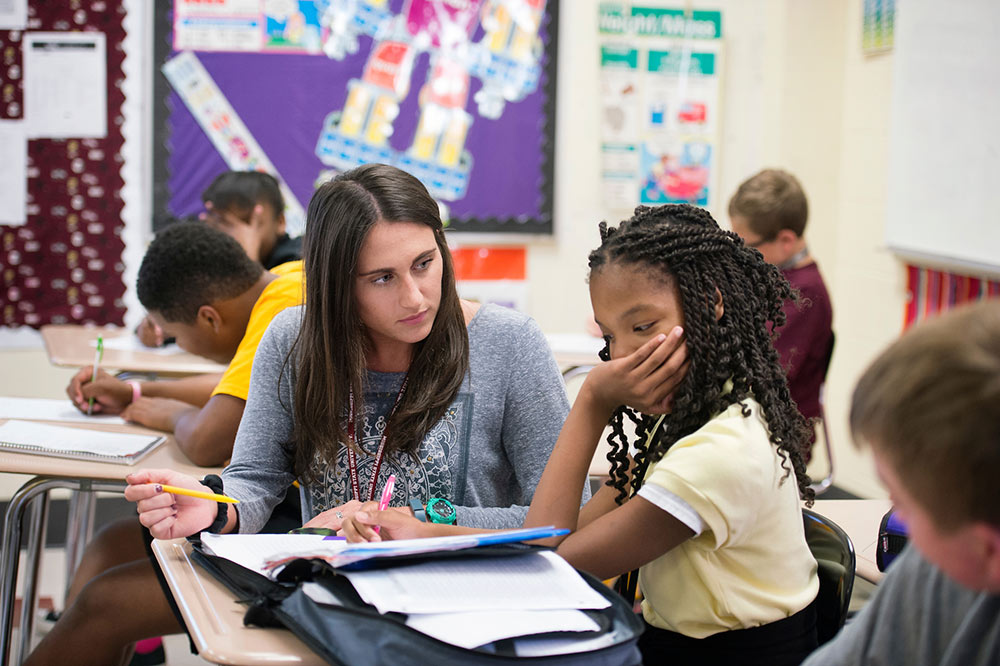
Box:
[583,327,688,415]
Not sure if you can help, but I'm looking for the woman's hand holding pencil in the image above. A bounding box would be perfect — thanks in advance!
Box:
[125,469,227,540]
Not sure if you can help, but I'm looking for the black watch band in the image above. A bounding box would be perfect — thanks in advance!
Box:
[201,474,230,533]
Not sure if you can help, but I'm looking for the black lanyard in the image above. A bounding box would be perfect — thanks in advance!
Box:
[346,376,408,502]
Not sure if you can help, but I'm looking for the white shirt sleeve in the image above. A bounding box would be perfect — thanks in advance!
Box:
[637,482,706,536]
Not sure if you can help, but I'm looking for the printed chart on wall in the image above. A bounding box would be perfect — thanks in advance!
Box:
[157,0,558,235]
[597,4,722,213]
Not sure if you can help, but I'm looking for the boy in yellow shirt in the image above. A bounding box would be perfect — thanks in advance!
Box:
[68,222,302,466]
[38,223,303,666]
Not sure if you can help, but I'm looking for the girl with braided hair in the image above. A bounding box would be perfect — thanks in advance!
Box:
[344,203,820,665]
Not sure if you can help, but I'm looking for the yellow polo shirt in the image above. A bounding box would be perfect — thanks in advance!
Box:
[638,396,819,638]
[211,261,303,401]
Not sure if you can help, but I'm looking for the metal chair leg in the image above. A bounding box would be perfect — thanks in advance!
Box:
[64,486,97,592]
[16,493,50,663]
[0,477,126,666]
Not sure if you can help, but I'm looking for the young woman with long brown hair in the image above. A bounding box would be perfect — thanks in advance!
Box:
[28,164,573,666]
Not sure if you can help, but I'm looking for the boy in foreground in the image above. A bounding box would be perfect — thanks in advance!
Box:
[803,301,1000,665]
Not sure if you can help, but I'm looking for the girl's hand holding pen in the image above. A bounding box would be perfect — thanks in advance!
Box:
[125,469,219,540]
[583,326,689,416]
[340,507,429,543]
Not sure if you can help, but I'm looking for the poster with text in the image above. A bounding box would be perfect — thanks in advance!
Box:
[598,4,722,213]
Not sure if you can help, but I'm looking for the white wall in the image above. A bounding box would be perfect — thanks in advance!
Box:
[823,0,906,498]
[531,0,903,498]
[1,0,905,499]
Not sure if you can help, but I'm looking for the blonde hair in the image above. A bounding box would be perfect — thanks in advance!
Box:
[851,301,1000,529]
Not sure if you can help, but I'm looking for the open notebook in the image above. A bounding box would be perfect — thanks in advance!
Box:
[0,419,165,464]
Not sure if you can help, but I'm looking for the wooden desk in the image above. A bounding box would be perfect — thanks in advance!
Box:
[0,419,218,666]
[152,538,322,665]
[150,502,890,666]
[812,499,892,584]
[41,325,226,375]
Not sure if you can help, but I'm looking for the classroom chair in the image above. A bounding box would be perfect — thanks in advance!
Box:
[803,507,855,645]
[809,334,837,495]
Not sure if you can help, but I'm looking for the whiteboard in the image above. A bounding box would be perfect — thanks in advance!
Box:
[885,0,1000,275]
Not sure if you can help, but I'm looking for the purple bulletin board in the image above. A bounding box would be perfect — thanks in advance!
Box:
[152,0,558,234]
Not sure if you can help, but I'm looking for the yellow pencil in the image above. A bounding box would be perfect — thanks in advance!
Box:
[160,484,240,504]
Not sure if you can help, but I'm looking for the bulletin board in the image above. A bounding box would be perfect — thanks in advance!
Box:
[0,2,128,328]
[885,0,1000,276]
[152,0,559,236]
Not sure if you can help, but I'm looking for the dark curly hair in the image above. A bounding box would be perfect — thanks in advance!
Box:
[137,221,262,324]
[588,204,814,506]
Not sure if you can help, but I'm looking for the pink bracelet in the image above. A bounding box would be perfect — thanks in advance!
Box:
[126,380,142,404]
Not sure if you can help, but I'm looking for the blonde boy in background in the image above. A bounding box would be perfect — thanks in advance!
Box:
[729,169,833,456]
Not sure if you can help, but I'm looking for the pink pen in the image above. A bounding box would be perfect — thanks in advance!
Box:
[374,474,395,535]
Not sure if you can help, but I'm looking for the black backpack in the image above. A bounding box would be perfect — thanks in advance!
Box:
[189,537,644,666]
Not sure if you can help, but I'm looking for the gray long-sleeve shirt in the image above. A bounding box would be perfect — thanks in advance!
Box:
[802,545,1000,666]
[223,303,579,533]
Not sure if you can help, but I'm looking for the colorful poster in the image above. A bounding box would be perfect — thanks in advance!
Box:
[174,0,262,52]
[597,4,722,212]
[163,0,557,234]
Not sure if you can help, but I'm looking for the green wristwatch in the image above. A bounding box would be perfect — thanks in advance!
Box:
[425,498,457,525]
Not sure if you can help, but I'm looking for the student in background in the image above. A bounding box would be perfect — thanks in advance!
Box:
[49,164,572,665]
[136,170,301,346]
[802,301,1000,666]
[199,170,301,268]
[343,204,820,665]
[728,169,833,450]
[68,222,303,466]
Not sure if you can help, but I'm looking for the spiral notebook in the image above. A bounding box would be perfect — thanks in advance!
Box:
[0,419,165,464]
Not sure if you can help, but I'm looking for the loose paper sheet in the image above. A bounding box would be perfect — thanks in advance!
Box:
[0,0,27,30]
[405,609,599,650]
[0,120,26,226]
[0,397,125,425]
[339,551,611,615]
[93,336,187,356]
[23,32,107,139]
[199,533,344,576]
